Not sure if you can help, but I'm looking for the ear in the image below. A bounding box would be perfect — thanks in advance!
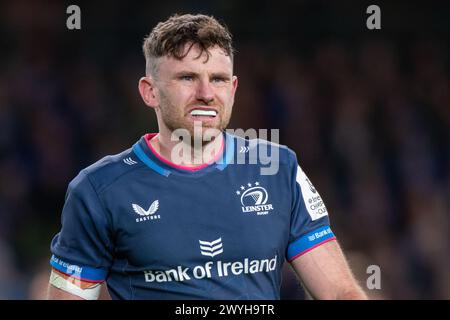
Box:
[232,75,238,92]
[138,76,159,108]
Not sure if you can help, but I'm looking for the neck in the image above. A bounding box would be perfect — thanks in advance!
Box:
[149,131,224,168]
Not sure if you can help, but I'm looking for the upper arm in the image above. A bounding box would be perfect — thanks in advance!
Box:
[286,154,366,299]
[48,172,113,299]
[47,283,84,300]
[290,240,367,299]
[46,268,106,300]
[46,283,111,300]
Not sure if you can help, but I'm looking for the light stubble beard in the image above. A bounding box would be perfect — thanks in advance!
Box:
[158,90,232,147]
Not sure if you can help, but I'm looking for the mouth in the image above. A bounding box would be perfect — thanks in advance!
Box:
[188,108,218,119]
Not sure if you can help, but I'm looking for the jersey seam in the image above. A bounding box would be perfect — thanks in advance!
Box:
[288,150,299,245]
[93,164,147,195]
[84,172,114,268]
[124,259,134,300]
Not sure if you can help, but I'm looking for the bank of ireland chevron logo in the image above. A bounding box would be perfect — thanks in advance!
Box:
[199,238,223,257]
[236,182,274,215]
[132,200,160,223]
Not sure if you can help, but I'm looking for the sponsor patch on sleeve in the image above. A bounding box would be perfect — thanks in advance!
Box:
[50,255,107,283]
[296,165,329,221]
[287,225,336,262]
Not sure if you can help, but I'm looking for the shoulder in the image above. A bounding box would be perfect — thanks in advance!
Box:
[68,146,143,195]
[228,132,298,167]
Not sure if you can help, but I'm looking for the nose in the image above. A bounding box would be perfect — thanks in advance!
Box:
[195,78,214,104]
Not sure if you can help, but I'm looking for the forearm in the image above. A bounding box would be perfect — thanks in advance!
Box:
[334,283,368,300]
[292,240,369,300]
[306,279,368,300]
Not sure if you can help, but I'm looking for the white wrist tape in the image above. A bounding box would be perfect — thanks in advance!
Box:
[49,269,102,300]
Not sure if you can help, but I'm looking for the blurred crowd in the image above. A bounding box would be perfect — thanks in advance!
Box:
[0,1,448,299]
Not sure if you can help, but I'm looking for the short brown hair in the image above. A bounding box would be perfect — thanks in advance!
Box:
[143,14,234,76]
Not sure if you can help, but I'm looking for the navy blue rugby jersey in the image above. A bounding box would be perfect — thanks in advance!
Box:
[50,132,336,299]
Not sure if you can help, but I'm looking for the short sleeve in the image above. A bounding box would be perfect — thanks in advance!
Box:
[286,153,336,262]
[50,171,113,283]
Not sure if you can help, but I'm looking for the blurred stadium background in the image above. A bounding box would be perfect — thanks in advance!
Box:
[0,0,449,299]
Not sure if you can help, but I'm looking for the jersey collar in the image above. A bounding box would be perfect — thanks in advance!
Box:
[132,132,235,177]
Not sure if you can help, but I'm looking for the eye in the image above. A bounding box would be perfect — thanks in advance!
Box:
[212,77,226,83]
[179,75,194,81]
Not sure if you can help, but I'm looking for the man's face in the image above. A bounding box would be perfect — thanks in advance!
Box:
[151,44,237,140]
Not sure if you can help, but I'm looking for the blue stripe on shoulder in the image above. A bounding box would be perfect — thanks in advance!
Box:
[216,133,235,170]
[132,143,171,177]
